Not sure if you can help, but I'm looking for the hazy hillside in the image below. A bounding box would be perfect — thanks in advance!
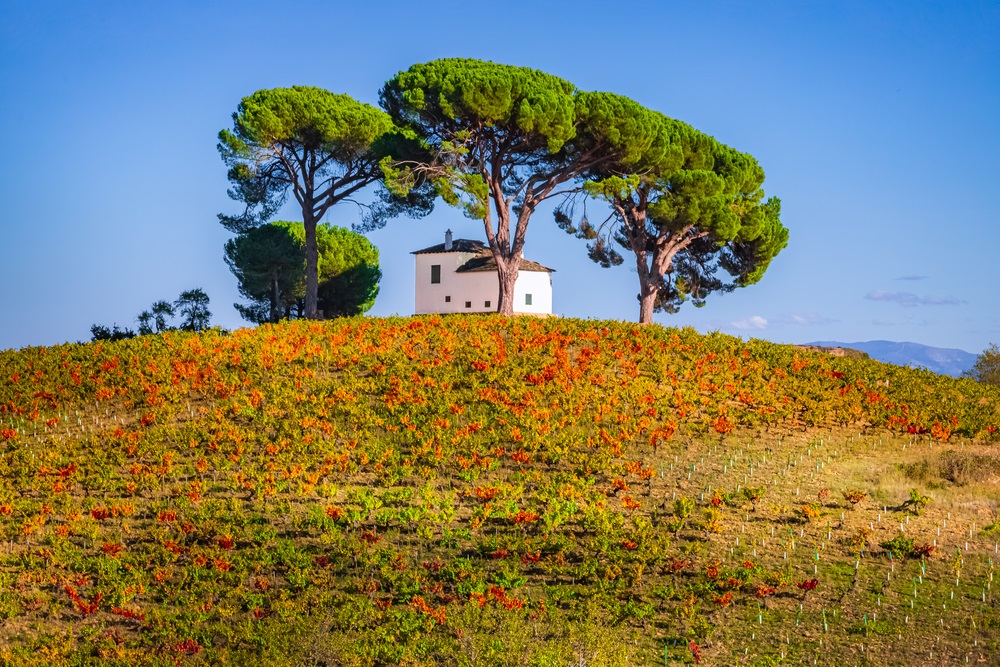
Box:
[808,340,978,377]
[1,317,998,667]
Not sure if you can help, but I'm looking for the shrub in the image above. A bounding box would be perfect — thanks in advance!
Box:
[938,451,1000,486]
[903,488,931,515]
[842,488,867,507]
[881,534,915,558]
[902,451,1000,487]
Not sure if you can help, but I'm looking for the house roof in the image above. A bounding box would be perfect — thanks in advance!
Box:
[412,238,555,273]
[456,252,555,274]
[411,239,488,254]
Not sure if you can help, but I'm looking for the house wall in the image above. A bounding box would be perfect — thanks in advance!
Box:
[414,253,553,315]
[512,270,553,315]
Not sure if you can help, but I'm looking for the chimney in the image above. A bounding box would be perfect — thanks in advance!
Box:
[444,229,453,250]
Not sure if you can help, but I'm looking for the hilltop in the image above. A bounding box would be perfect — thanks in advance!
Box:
[0,316,998,666]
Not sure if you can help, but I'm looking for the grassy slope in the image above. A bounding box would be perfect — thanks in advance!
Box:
[0,316,998,666]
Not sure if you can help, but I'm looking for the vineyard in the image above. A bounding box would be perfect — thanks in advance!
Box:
[1,315,999,666]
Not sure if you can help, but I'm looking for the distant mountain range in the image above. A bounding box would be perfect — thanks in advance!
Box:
[805,340,978,377]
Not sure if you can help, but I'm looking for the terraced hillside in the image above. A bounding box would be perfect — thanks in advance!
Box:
[1,316,998,666]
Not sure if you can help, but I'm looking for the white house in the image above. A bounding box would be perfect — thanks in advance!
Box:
[413,230,554,315]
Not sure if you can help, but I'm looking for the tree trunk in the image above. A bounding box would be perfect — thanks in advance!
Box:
[628,210,686,324]
[270,272,281,323]
[495,257,519,315]
[635,249,658,325]
[626,206,658,324]
[303,213,319,319]
[638,282,658,324]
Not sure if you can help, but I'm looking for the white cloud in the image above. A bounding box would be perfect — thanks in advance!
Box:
[865,290,965,307]
[732,315,768,330]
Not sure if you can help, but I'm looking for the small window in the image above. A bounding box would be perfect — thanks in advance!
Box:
[444,295,451,303]
[430,265,441,284]
[525,293,533,305]
[484,301,491,308]
[465,301,472,309]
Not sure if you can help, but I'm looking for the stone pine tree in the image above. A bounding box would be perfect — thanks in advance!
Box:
[285,223,381,318]
[224,223,304,323]
[225,222,380,323]
[560,111,788,323]
[379,60,662,315]
[218,87,404,319]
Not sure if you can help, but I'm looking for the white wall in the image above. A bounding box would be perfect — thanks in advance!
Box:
[414,253,553,314]
[513,270,553,315]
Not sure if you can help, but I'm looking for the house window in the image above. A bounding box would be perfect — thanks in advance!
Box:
[430,265,441,284]
[484,301,491,308]
[465,301,472,309]
[525,293,533,305]
[445,295,451,303]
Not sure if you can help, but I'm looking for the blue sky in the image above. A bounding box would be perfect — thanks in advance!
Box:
[1,1,998,353]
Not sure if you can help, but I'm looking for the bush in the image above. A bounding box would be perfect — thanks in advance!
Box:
[901,450,1000,486]
[881,534,915,558]
[938,450,1000,485]
[965,342,1000,387]
[904,488,931,515]
[89,323,135,342]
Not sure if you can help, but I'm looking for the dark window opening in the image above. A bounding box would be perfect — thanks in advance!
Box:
[430,265,441,284]
[485,301,491,308]
[445,295,451,303]
[465,301,472,308]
